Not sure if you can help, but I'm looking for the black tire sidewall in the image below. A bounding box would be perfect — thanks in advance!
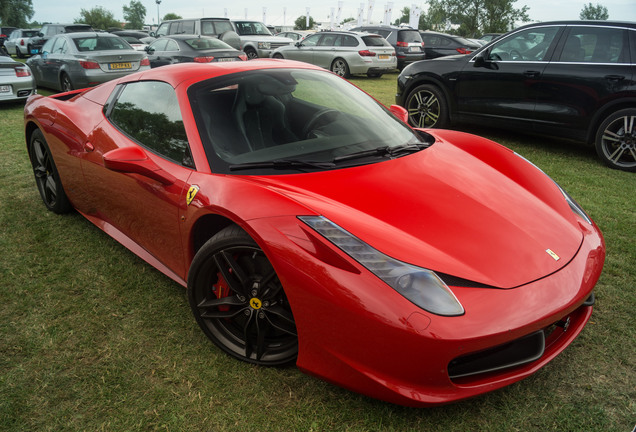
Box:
[29,129,72,214]
[406,84,449,129]
[594,108,636,172]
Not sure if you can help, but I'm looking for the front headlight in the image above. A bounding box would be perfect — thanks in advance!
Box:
[514,152,592,224]
[258,42,271,49]
[299,216,465,316]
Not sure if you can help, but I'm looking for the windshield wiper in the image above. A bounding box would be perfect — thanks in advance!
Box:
[229,159,336,171]
[333,143,429,163]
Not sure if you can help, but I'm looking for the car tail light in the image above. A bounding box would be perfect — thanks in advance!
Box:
[194,56,215,63]
[396,41,408,47]
[238,54,247,61]
[140,57,150,66]
[79,60,100,69]
[15,66,31,77]
[456,47,473,54]
[20,39,25,46]
[358,50,376,57]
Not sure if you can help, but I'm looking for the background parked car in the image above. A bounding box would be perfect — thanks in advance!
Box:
[396,20,636,172]
[29,23,94,54]
[349,25,424,69]
[276,30,313,42]
[111,30,155,51]
[0,55,35,102]
[230,20,294,59]
[27,32,150,92]
[419,31,482,58]
[145,35,246,67]
[0,26,17,55]
[4,29,40,58]
[271,31,396,78]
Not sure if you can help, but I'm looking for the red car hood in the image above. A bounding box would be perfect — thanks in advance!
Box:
[249,131,584,289]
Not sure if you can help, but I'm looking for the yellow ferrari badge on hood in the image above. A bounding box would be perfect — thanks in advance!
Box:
[186,185,200,206]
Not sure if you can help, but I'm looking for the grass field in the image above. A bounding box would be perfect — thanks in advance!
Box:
[0,71,634,432]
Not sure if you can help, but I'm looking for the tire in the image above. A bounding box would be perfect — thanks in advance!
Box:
[594,108,636,172]
[28,129,72,214]
[405,84,449,128]
[244,48,258,60]
[27,44,33,56]
[367,72,383,78]
[61,73,73,92]
[15,47,23,59]
[187,225,298,366]
[272,53,284,59]
[331,58,350,78]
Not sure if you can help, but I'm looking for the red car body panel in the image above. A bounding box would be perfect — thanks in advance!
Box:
[23,61,605,406]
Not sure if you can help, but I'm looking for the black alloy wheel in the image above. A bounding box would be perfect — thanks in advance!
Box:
[61,73,73,92]
[405,84,448,128]
[28,129,72,214]
[244,48,258,60]
[188,225,298,366]
[595,109,636,172]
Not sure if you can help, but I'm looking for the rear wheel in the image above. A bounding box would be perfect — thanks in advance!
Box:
[405,84,448,128]
[188,225,298,366]
[272,53,284,59]
[367,72,383,78]
[594,109,636,172]
[15,47,23,58]
[61,73,73,92]
[28,129,72,214]
[331,58,350,78]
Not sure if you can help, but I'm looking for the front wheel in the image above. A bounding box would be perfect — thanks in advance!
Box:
[405,84,449,128]
[244,48,258,60]
[594,109,636,172]
[16,47,23,58]
[331,58,350,78]
[28,129,72,214]
[272,53,284,59]
[187,225,298,366]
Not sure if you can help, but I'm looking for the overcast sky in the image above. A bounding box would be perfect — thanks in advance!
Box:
[30,0,636,28]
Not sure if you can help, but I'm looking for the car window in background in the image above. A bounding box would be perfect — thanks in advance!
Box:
[184,38,231,50]
[165,39,179,51]
[301,34,321,47]
[362,35,391,47]
[489,26,560,61]
[73,36,131,52]
[558,26,627,63]
[109,81,193,167]
[150,39,169,51]
[398,30,422,43]
[234,22,271,36]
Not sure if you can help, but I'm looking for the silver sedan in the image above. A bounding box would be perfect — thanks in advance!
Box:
[0,54,36,102]
[26,32,150,92]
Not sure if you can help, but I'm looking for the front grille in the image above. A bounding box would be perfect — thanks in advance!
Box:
[448,330,545,380]
[271,42,291,49]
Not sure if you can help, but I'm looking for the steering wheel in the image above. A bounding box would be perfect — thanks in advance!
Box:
[509,49,524,61]
[303,108,340,138]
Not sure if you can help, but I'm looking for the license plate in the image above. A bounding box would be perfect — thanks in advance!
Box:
[108,62,132,70]
[409,46,421,52]
[31,48,39,54]
[0,85,10,93]
[378,54,390,60]
[217,58,236,62]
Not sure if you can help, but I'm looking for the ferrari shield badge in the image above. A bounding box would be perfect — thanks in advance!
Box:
[186,185,200,206]
[546,249,560,261]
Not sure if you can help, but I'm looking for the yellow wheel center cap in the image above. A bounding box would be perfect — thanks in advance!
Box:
[249,298,262,310]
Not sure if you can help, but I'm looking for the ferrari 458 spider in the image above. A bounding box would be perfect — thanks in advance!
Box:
[24,59,604,407]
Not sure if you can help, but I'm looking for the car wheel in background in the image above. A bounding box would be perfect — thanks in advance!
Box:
[15,47,23,58]
[244,47,258,60]
[330,58,350,78]
[367,72,383,78]
[28,129,73,214]
[272,53,284,59]
[405,84,448,128]
[61,73,74,92]
[595,108,636,172]
[188,225,298,366]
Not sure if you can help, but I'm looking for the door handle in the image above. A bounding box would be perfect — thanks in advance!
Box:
[523,70,541,78]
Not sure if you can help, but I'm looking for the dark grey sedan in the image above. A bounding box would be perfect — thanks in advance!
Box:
[145,35,246,68]
[26,32,150,92]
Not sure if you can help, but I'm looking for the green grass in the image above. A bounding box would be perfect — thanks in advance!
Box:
[1,75,634,432]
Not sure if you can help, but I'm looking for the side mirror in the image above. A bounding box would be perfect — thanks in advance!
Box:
[144,45,154,54]
[149,31,156,37]
[38,32,44,37]
[295,41,303,47]
[389,105,409,124]
[41,51,48,59]
[103,146,176,185]
[473,52,487,67]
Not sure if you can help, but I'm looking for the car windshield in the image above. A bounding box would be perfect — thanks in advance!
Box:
[184,37,232,50]
[189,69,431,174]
[234,22,272,36]
[73,36,131,51]
[398,30,422,43]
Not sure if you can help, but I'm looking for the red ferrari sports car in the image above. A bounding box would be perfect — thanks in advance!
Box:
[24,60,604,407]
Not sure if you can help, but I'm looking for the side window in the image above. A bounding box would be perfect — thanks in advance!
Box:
[302,34,321,47]
[150,39,168,52]
[489,26,560,61]
[319,34,337,46]
[165,39,179,51]
[181,20,195,34]
[558,27,627,63]
[201,21,216,36]
[342,35,359,47]
[109,81,193,168]
[155,22,170,37]
[41,38,55,53]
[51,38,67,54]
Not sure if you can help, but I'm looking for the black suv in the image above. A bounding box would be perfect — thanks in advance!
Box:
[397,21,636,171]
[29,23,94,53]
[349,25,424,69]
